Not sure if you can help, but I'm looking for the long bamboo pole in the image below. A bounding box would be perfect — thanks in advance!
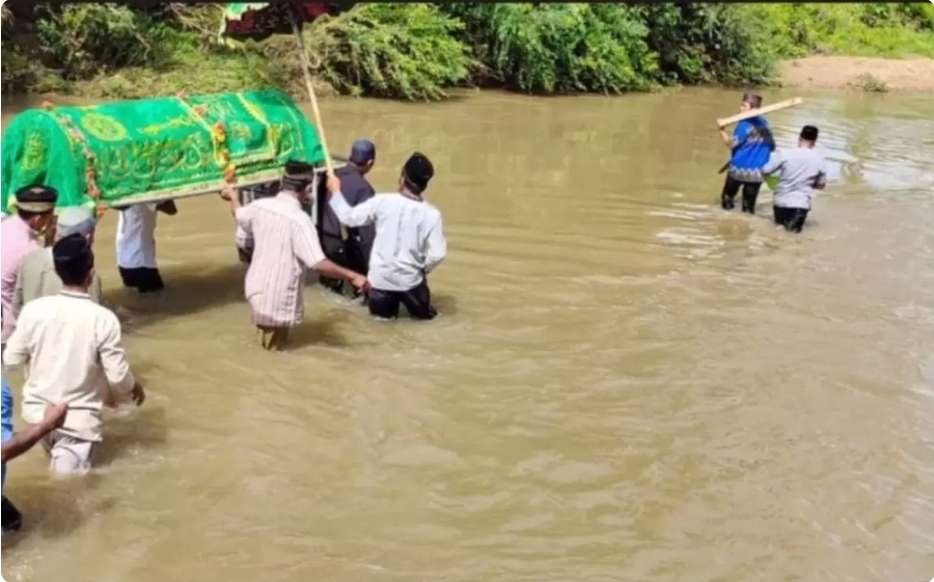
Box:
[287,8,348,239]
[716,97,804,128]
[289,14,335,178]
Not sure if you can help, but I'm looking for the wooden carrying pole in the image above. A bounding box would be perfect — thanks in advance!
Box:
[717,97,804,128]
[289,14,335,178]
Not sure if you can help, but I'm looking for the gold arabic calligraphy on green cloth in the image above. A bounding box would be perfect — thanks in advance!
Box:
[1,89,324,211]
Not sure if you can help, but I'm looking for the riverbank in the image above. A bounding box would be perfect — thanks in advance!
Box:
[780,56,934,92]
[6,3,933,102]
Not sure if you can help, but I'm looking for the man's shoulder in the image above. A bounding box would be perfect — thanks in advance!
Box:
[24,293,116,319]
[80,298,121,326]
[19,247,52,271]
[18,293,59,319]
[790,147,823,163]
[252,195,277,208]
[340,170,375,198]
[422,201,443,222]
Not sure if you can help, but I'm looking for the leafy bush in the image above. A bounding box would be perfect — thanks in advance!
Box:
[445,3,656,94]
[35,4,172,80]
[639,4,774,85]
[2,7,32,92]
[742,4,934,59]
[295,4,474,100]
[69,46,281,100]
[6,2,933,99]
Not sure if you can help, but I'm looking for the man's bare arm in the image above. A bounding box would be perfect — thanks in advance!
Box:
[1,403,67,463]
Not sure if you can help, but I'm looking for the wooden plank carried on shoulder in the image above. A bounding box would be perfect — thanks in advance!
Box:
[717,97,804,128]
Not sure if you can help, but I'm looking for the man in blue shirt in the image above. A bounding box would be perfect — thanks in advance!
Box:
[717,93,775,214]
[2,379,67,532]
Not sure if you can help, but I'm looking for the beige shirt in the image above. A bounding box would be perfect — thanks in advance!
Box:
[235,192,327,328]
[2,291,136,442]
[13,247,103,313]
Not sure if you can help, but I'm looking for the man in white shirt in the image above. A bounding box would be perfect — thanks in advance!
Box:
[115,200,177,292]
[328,152,447,320]
[3,234,145,475]
[762,125,827,233]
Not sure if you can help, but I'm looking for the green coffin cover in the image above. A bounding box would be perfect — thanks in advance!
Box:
[1,89,324,211]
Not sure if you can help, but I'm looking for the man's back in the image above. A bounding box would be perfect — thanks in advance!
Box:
[362,194,446,291]
[236,193,326,326]
[2,292,133,441]
[239,193,321,270]
[770,147,826,209]
[322,165,375,238]
[16,248,103,309]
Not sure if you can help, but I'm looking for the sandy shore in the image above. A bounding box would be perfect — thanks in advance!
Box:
[780,56,934,91]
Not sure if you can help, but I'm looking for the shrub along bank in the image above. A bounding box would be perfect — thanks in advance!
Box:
[2,3,933,100]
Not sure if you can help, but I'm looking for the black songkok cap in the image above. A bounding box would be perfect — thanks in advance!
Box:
[53,233,94,285]
[282,160,316,191]
[402,152,434,194]
[15,185,58,213]
[800,125,819,142]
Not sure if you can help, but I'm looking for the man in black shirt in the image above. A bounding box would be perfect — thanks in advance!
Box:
[319,139,376,294]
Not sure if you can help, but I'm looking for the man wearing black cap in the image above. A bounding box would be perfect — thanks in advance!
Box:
[222,160,368,350]
[328,152,447,320]
[1,185,58,346]
[3,234,144,475]
[319,139,377,295]
[762,125,827,233]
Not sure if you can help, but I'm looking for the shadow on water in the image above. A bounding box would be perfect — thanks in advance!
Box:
[288,314,351,350]
[1,478,117,549]
[106,263,246,332]
[430,292,458,317]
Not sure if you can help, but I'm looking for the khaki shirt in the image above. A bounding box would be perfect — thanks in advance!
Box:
[13,247,103,313]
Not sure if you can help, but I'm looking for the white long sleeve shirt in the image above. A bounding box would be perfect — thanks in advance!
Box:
[329,191,446,291]
[2,291,136,442]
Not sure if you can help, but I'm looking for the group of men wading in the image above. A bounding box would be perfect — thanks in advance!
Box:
[222,143,447,350]
[0,143,446,530]
[0,94,829,532]
[717,92,828,232]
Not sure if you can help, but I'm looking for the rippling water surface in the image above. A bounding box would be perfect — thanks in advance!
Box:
[2,87,933,581]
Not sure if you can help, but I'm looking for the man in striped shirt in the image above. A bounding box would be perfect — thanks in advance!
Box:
[223,161,368,350]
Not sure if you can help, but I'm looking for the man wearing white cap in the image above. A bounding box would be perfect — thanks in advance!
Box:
[14,205,103,311]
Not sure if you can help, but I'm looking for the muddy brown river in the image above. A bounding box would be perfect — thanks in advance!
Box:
[2,88,933,581]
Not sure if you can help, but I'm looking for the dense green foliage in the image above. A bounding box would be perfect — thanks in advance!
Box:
[301,4,474,100]
[746,3,934,59]
[640,4,774,85]
[34,4,171,79]
[2,3,933,100]
[444,4,657,93]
